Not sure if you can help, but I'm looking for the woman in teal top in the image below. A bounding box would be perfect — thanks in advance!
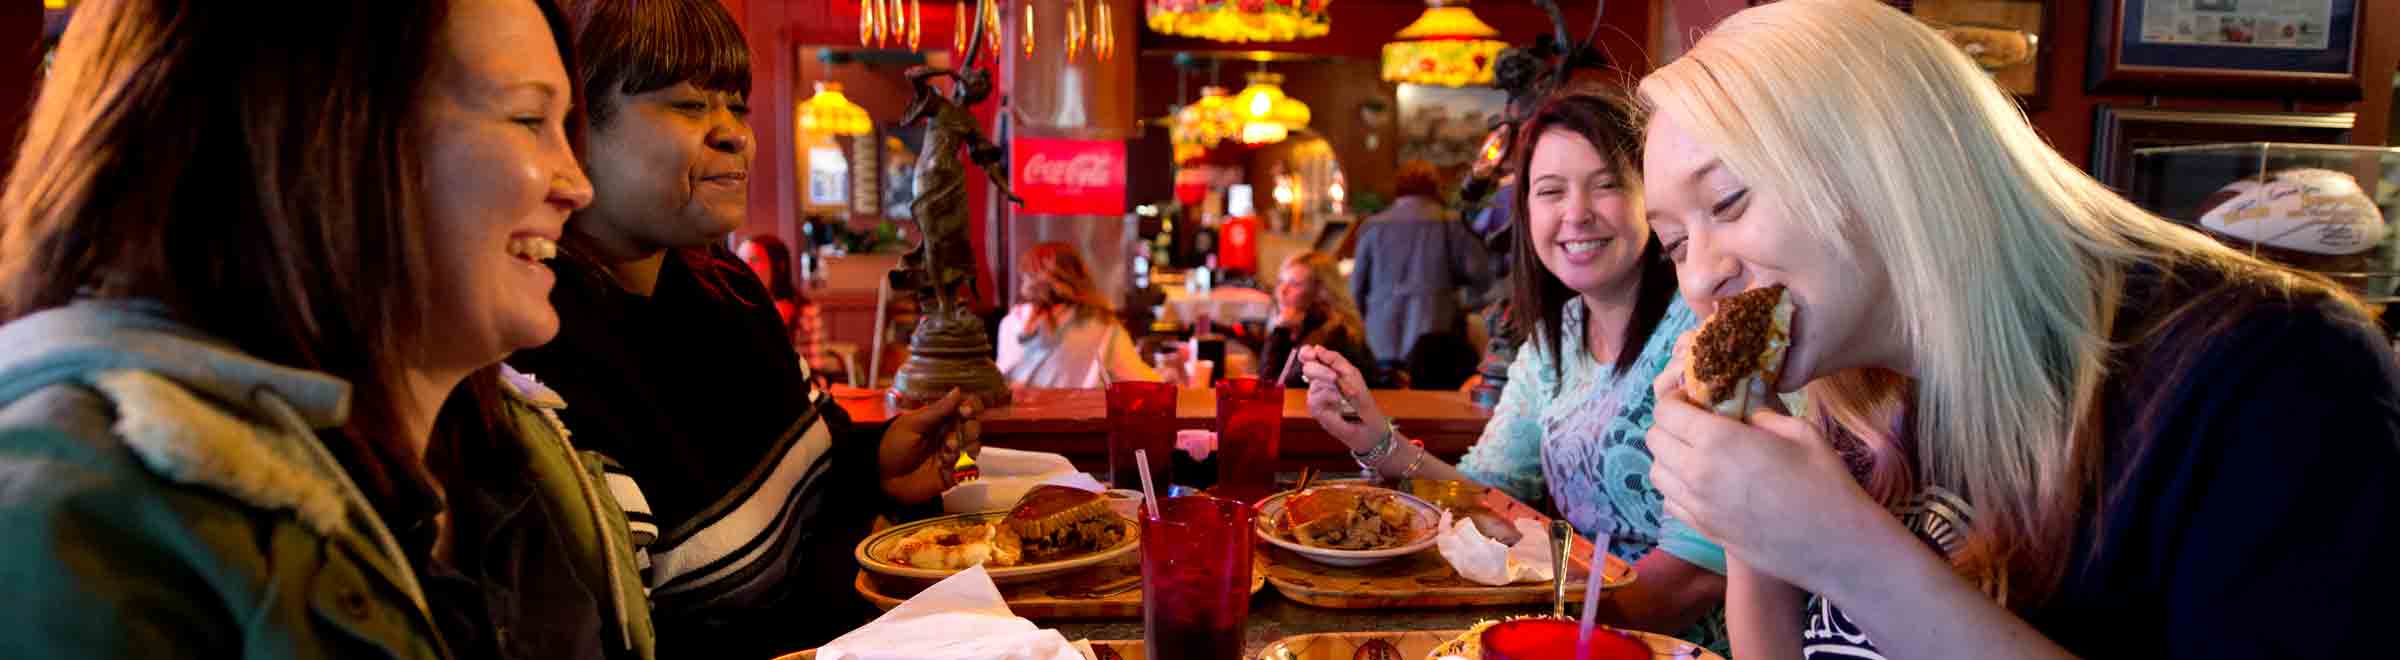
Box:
[1300,90,1729,652]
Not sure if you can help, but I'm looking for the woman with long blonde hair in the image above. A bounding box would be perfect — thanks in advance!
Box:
[997,241,1158,387]
[1264,250,1376,387]
[1638,1,2400,658]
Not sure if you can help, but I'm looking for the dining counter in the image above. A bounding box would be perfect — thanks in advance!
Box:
[833,387,1495,471]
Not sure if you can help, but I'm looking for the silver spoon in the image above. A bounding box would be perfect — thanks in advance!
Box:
[1551,519,1572,619]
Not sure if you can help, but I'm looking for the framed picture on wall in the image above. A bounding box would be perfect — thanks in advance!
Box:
[1909,0,2053,110]
[2089,105,2355,190]
[2087,0,2364,99]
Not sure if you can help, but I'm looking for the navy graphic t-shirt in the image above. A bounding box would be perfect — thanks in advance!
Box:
[1802,488,1974,660]
[1797,261,2400,658]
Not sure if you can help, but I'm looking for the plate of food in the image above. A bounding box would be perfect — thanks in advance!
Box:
[1254,485,1441,568]
[856,485,1139,584]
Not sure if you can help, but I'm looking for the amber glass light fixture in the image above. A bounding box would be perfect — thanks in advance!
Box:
[1381,0,1506,87]
[1232,71,1310,145]
[1170,85,1245,163]
[798,82,873,137]
[1145,0,1331,43]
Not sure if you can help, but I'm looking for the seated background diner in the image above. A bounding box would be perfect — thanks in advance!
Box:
[997,241,1160,388]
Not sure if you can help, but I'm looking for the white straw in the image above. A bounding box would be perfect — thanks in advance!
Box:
[1134,448,1163,520]
[1575,530,1609,660]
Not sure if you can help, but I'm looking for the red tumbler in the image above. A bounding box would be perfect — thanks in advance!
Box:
[1106,381,1179,490]
[1141,495,1255,660]
[1211,377,1282,504]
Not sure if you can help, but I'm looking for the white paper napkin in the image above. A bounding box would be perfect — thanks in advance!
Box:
[1432,511,1557,586]
[941,448,1104,513]
[1175,429,1217,461]
[816,565,1095,660]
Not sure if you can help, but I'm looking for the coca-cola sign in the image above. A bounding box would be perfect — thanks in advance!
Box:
[1011,137,1126,216]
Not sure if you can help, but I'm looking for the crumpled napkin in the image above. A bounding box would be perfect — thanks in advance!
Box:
[942,448,1107,513]
[1432,510,1557,586]
[816,565,1096,660]
[1175,429,1217,461]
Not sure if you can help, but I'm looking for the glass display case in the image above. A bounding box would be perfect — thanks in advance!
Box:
[2129,142,2400,305]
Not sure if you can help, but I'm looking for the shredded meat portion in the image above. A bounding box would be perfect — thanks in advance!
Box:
[1284,491,1414,550]
[1691,284,1785,405]
[1019,516,1127,563]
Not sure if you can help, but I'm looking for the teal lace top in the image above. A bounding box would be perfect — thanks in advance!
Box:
[1456,295,1730,653]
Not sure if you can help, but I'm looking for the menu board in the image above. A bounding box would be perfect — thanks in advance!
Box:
[2138,0,2334,50]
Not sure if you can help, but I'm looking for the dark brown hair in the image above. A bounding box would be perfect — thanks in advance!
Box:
[566,0,750,127]
[741,233,800,302]
[0,0,583,511]
[1507,89,1677,380]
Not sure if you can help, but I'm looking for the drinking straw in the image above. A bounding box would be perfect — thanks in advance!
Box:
[1134,448,1162,520]
[1575,529,1610,660]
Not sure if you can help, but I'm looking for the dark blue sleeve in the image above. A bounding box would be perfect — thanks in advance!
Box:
[2129,306,2400,658]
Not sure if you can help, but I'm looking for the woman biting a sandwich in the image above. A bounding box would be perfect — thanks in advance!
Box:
[1639,1,2400,658]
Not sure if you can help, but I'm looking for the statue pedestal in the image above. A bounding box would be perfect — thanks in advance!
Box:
[888,315,1012,410]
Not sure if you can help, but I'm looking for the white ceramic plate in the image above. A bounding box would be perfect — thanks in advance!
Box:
[1253,486,1442,568]
[855,510,1140,585]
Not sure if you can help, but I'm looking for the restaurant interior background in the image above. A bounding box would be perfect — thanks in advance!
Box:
[9,0,2400,388]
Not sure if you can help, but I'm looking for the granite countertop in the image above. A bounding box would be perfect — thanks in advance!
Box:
[1051,593,1556,656]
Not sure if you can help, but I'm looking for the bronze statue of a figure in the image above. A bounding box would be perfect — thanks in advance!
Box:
[885,4,1019,410]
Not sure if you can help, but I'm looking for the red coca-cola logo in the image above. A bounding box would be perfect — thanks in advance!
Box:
[1021,152,1116,189]
[1012,137,1126,216]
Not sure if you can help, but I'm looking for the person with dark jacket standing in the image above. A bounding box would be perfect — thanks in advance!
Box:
[507,1,976,656]
[1351,160,1492,378]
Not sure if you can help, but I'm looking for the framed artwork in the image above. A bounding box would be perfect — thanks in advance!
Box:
[2088,105,2354,189]
[1910,0,2053,110]
[1396,84,1507,168]
[2087,0,2364,98]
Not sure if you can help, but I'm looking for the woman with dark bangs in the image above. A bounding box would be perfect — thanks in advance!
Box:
[506,0,976,655]
[0,0,654,658]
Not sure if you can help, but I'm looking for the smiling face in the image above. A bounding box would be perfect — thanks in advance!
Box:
[413,0,592,367]
[579,81,753,255]
[1643,110,1894,391]
[1276,263,1315,315]
[1524,128,1648,301]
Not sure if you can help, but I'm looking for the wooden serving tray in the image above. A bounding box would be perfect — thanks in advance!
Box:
[1262,480,1636,609]
[1263,628,1722,660]
[776,639,1143,660]
[855,551,1269,620]
[1262,545,1630,609]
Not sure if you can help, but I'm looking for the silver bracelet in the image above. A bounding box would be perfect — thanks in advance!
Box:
[1350,420,1401,463]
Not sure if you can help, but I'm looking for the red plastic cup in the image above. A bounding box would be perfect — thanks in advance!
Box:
[1141,496,1255,660]
[1106,381,1179,490]
[1478,619,1651,660]
[1212,377,1283,504]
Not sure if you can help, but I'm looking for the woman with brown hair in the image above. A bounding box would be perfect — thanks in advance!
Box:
[1299,91,1730,652]
[0,1,656,658]
[997,241,1158,387]
[738,233,831,375]
[1261,250,1378,388]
